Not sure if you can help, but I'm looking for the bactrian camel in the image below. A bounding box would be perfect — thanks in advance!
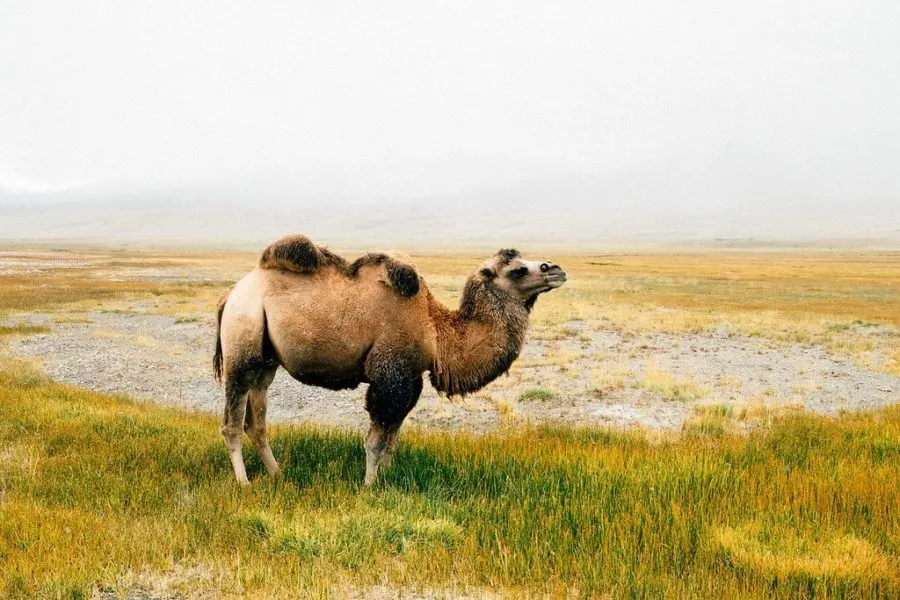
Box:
[213,234,567,486]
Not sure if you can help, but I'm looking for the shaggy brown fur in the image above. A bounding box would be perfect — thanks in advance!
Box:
[215,235,566,486]
[258,234,348,273]
[427,275,530,396]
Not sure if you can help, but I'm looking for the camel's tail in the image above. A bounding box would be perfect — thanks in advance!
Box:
[213,287,231,384]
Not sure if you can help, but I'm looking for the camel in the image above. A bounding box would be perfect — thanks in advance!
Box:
[213,234,567,486]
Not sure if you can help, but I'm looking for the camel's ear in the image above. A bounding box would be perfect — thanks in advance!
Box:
[479,267,496,280]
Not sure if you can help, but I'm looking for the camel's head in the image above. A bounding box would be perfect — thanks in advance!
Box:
[477,248,567,308]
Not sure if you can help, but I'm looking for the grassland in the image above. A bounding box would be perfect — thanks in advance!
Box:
[0,359,897,599]
[0,246,899,598]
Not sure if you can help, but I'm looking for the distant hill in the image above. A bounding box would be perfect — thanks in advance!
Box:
[2,173,898,250]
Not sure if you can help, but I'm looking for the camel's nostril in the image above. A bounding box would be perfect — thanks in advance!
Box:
[540,263,550,272]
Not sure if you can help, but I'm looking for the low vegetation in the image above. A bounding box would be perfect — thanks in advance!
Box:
[0,360,897,598]
[634,363,706,402]
[589,367,627,398]
[0,325,50,337]
[681,404,734,438]
[1,246,898,597]
[516,386,557,402]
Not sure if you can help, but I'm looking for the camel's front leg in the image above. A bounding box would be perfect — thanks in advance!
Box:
[364,423,395,486]
[362,357,424,486]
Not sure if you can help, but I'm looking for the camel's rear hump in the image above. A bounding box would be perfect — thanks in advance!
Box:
[258,234,348,274]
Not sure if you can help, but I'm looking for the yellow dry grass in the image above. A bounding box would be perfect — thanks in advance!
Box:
[715,521,898,583]
[589,368,627,398]
[886,349,900,376]
[635,362,706,402]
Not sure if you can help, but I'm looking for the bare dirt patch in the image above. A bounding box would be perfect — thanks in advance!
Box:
[3,248,897,432]
[7,310,898,433]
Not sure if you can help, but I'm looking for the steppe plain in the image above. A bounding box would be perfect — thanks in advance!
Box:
[0,245,897,598]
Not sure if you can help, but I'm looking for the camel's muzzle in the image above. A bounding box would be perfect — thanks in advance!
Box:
[543,265,567,289]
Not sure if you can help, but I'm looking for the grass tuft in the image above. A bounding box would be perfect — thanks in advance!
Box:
[0,325,51,336]
[589,368,627,398]
[635,364,706,402]
[516,387,556,402]
[885,348,900,376]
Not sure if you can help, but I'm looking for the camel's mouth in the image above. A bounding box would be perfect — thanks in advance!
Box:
[537,266,567,292]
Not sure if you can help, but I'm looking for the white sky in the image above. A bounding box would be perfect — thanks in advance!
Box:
[1,1,899,202]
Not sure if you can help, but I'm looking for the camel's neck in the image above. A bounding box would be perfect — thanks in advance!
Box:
[426,277,531,397]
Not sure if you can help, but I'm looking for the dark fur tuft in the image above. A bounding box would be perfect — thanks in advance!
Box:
[496,248,520,265]
[347,253,386,276]
[259,234,347,273]
[348,253,420,298]
[260,236,419,298]
[387,263,420,297]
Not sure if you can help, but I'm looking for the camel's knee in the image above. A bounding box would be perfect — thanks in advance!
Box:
[222,356,272,423]
[244,386,272,439]
[221,424,244,451]
[243,421,268,446]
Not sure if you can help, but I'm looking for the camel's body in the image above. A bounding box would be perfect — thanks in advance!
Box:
[215,235,566,485]
[223,265,435,391]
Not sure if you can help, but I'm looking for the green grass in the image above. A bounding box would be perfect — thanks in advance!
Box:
[0,361,897,598]
[516,387,556,402]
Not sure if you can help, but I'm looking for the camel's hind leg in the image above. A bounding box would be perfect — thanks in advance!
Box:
[244,366,280,476]
[218,269,271,485]
[222,374,252,486]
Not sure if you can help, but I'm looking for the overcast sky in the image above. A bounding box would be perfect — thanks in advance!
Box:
[1,1,899,204]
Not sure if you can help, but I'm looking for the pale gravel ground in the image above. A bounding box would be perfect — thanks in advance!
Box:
[7,308,899,433]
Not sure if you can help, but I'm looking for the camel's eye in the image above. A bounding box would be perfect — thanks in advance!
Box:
[508,266,529,280]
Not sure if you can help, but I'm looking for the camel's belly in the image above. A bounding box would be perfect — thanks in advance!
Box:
[288,367,365,391]
[275,339,369,390]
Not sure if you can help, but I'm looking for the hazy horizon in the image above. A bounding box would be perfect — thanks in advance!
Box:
[2,1,899,245]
